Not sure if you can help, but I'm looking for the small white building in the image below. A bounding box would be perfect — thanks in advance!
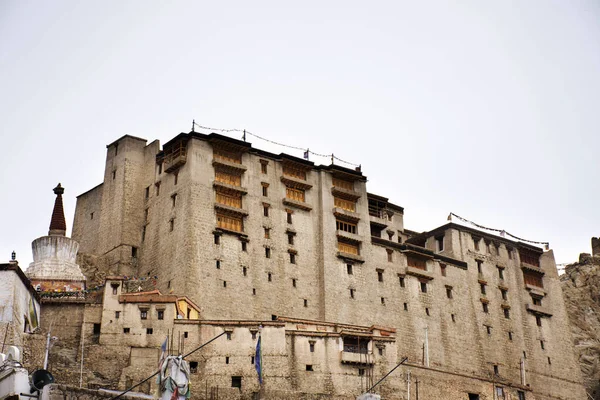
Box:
[0,261,41,350]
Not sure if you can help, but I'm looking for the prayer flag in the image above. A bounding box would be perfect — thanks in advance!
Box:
[255,335,263,384]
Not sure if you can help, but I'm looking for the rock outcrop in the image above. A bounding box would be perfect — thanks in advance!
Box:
[561,253,600,398]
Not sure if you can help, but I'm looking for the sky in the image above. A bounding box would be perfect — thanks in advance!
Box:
[1,1,599,269]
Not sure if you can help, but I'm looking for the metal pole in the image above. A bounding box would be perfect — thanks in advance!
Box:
[80,318,85,388]
[407,370,411,400]
[415,378,419,400]
[43,331,51,370]
[424,327,429,367]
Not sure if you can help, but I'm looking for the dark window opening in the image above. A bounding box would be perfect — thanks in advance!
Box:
[140,310,148,320]
[146,328,153,335]
[381,297,385,305]
[225,356,230,364]
[425,307,430,316]
[252,288,256,295]
[399,276,405,288]
[115,311,120,319]
[468,394,480,400]
[288,233,294,245]
[508,331,513,341]
[214,234,220,245]
[306,365,313,371]
[343,336,368,354]
[498,267,504,280]
[265,247,271,258]
[287,211,293,224]
[493,365,498,375]
[350,288,355,298]
[145,186,150,199]
[309,342,315,352]
[435,235,444,252]
[377,270,384,282]
[242,241,247,252]
[93,323,101,335]
[158,310,164,320]
[268,273,272,282]
[304,299,308,307]
[486,325,492,335]
[123,328,130,334]
[243,266,247,276]
[446,286,453,299]
[503,308,510,319]
[292,278,297,287]
[271,314,277,321]
[403,303,408,311]
[184,332,188,338]
[347,264,353,274]
[480,283,486,295]
[263,206,269,217]
[290,253,296,264]
[536,316,542,327]
[451,314,456,322]
[420,281,427,293]
[262,186,268,196]
[501,289,508,300]
[226,332,232,340]
[216,260,221,269]
[440,263,447,276]
[482,303,489,313]
[223,281,227,288]
[190,361,198,373]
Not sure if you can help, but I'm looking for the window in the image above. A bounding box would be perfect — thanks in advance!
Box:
[115,311,120,319]
[497,266,504,280]
[536,316,542,327]
[403,303,408,311]
[548,357,551,365]
[262,183,268,196]
[169,218,174,232]
[158,162,162,174]
[451,314,456,322]
[171,193,177,207]
[112,284,119,295]
[174,172,178,185]
[144,208,149,221]
[214,234,220,245]
[309,342,315,352]
[226,332,232,340]
[241,241,247,251]
[338,240,359,255]
[145,186,150,199]
[408,256,427,270]
[304,299,308,307]
[486,326,492,335]
[93,323,101,334]
[157,310,164,320]
[381,297,386,305]
[507,247,514,260]
[336,219,357,234]
[377,269,384,282]
[283,165,306,180]
[243,266,247,276]
[90,212,94,220]
[473,237,480,251]
[216,260,221,269]
[523,270,544,288]
[540,340,545,350]
[435,235,444,252]
[425,307,430,315]
[334,196,356,212]
[387,249,393,262]
[112,170,116,180]
[226,356,230,364]
[123,328,130,334]
[155,182,161,196]
[268,273,272,282]
[503,308,510,319]
[287,211,293,224]
[223,281,227,288]
[286,187,305,202]
[440,264,447,276]
[251,331,257,340]
[523,351,527,359]
[140,310,148,320]
[532,297,542,306]
[305,365,313,372]
[290,253,296,264]
[468,394,480,400]
[215,170,241,186]
[508,331,513,341]
[519,249,540,268]
[189,361,198,373]
[265,247,271,258]
[252,288,256,295]
[399,276,405,288]
[288,232,294,245]
[482,302,489,313]
[387,231,394,241]
[216,190,242,208]
[263,204,269,217]
[420,281,427,293]
[264,227,270,239]
[476,260,483,273]
[260,160,268,174]
[517,391,525,400]
[350,288,355,298]
[446,286,453,299]
[358,368,365,376]
[217,213,243,232]
[495,386,504,399]
[146,328,153,335]
[213,148,241,164]
[292,278,296,287]
[332,177,353,191]
[501,289,508,300]
[480,283,486,295]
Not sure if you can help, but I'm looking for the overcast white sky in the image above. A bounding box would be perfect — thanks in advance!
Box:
[1,1,599,269]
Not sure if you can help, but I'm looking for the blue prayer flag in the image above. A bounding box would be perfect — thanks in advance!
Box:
[255,335,263,384]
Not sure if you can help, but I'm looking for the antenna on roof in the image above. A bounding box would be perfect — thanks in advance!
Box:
[192,120,195,133]
[243,130,246,142]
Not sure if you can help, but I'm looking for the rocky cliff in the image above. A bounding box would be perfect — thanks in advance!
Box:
[561,253,600,399]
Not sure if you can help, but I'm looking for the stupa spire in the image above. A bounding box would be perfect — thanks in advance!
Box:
[48,183,67,236]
